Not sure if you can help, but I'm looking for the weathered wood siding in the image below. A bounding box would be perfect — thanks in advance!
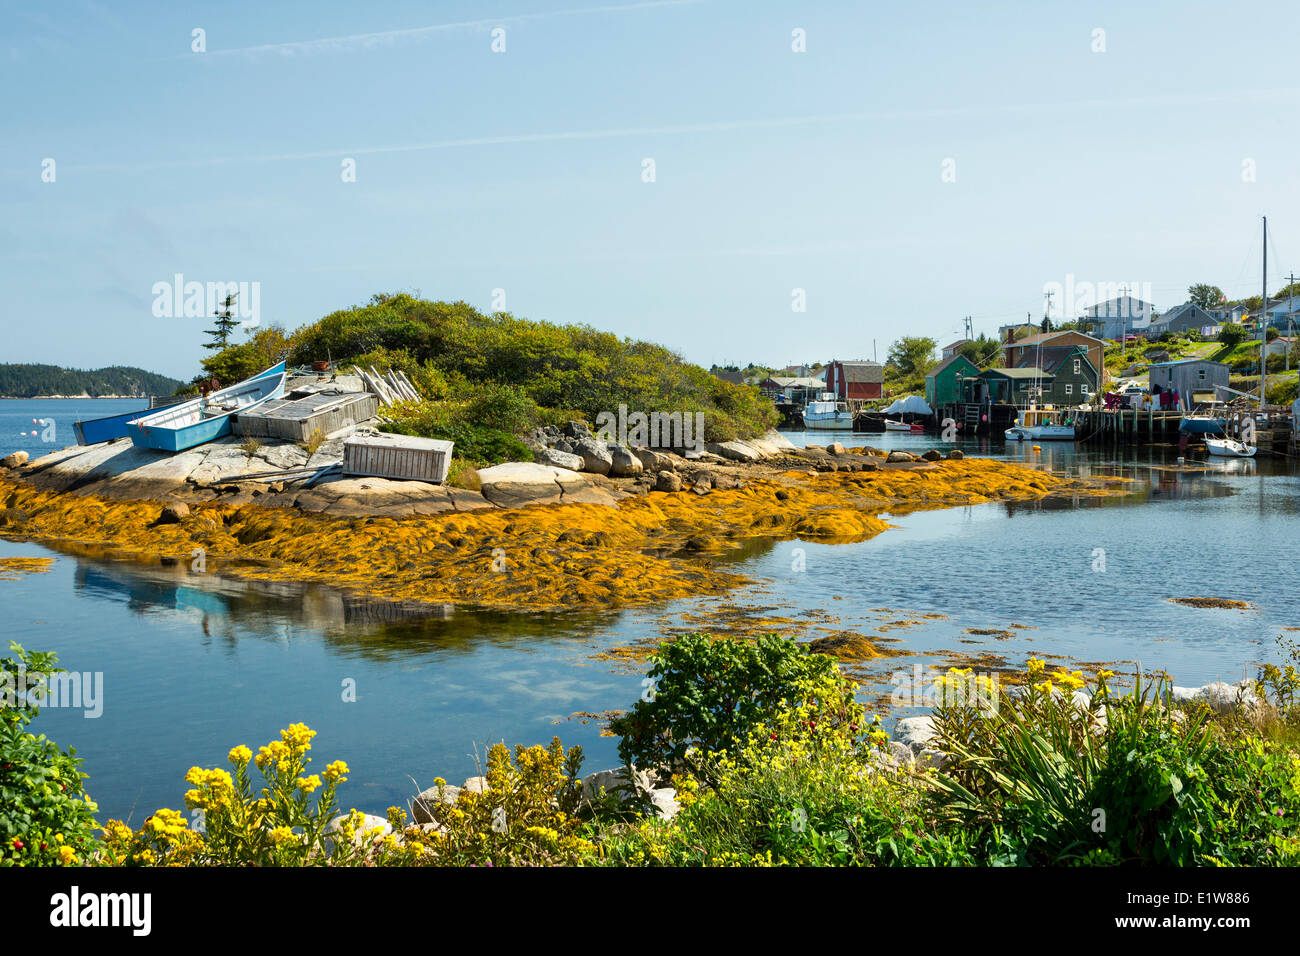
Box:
[231,391,378,440]
[342,433,454,483]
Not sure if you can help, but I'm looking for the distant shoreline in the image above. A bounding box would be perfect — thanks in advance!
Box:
[0,395,155,401]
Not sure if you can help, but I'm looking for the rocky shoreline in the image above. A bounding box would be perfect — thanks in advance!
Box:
[1,424,967,517]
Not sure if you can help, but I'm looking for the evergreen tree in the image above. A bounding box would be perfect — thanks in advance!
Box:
[203,294,241,352]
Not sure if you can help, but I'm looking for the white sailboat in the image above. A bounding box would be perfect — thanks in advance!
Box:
[1205,437,1256,458]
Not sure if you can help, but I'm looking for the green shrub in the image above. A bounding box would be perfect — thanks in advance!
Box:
[379,400,531,466]
[928,662,1300,865]
[609,634,859,780]
[0,643,100,866]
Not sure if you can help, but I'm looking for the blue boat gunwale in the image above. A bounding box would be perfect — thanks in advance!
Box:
[73,361,287,446]
[125,362,288,453]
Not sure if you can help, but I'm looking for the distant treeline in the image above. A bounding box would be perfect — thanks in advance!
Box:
[0,364,184,398]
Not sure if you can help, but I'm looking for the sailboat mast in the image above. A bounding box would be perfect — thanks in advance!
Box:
[1261,215,1268,403]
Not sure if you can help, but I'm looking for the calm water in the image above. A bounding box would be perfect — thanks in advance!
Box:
[1,398,148,461]
[3,408,1298,823]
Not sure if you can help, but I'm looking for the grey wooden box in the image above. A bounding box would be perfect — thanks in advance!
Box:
[342,433,454,483]
[231,391,378,441]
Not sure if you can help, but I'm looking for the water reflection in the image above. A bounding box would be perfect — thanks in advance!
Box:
[65,544,619,662]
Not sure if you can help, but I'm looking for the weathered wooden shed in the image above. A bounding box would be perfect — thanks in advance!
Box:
[925,354,980,407]
[1147,359,1229,405]
[230,391,378,441]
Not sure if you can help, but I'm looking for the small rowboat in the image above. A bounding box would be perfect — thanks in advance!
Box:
[1205,438,1256,458]
[127,362,287,452]
[74,402,166,446]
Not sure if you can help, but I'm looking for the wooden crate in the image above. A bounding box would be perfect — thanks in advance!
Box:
[231,391,378,441]
[342,433,454,483]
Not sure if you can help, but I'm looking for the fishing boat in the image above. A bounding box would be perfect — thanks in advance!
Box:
[1004,408,1075,441]
[1205,437,1256,458]
[801,397,852,430]
[127,362,287,452]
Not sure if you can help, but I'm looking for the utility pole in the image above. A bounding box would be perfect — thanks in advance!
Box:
[1261,216,1268,404]
[1288,272,1295,373]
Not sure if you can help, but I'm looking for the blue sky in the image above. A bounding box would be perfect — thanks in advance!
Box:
[3,0,1299,380]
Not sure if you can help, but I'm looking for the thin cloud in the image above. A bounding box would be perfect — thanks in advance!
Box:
[50,87,1300,176]
[207,0,703,59]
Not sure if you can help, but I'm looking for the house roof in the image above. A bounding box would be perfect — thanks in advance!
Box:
[1007,330,1104,349]
[980,367,1055,379]
[1151,303,1214,326]
[941,339,969,351]
[712,369,744,385]
[830,361,884,383]
[926,354,980,379]
[1015,346,1094,375]
[1148,359,1227,369]
[764,375,823,389]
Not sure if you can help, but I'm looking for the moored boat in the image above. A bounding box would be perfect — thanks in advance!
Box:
[802,398,853,430]
[1179,414,1226,435]
[1004,408,1075,441]
[883,419,911,432]
[127,362,287,452]
[1205,437,1256,458]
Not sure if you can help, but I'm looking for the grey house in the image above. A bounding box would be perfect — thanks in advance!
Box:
[1147,359,1229,406]
[1149,303,1215,337]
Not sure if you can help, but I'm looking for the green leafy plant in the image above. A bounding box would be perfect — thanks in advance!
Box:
[610,634,860,781]
[0,643,100,867]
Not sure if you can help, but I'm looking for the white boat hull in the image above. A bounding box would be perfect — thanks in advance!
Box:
[1005,425,1075,441]
[802,412,853,429]
[1205,438,1256,458]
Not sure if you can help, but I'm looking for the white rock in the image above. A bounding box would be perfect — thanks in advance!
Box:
[893,715,936,753]
[323,812,391,851]
[916,748,950,771]
[704,441,761,462]
[582,767,651,802]
[412,783,462,824]
[648,788,680,820]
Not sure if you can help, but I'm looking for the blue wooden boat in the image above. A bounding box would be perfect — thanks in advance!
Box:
[127,363,287,452]
[74,363,287,445]
[73,397,188,445]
